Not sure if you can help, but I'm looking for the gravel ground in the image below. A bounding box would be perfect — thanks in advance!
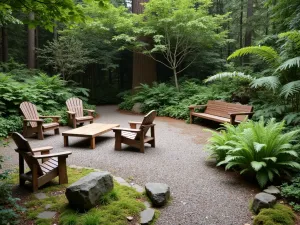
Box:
[1,105,258,225]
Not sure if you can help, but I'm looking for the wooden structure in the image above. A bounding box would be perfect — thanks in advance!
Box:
[66,97,95,128]
[113,110,156,153]
[62,123,120,149]
[189,100,253,125]
[20,101,60,140]
[12,132,72,192]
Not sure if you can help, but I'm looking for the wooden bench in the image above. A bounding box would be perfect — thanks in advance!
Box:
[189,100,253,125]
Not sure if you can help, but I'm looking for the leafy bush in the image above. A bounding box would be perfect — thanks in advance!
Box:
[253,204,296,225]
[281,176,300,211]
[206,118,300,188]
[0,116,22,138]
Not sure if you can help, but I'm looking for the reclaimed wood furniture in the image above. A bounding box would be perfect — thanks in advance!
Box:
[66,97,95,128]
[12,132,72,192]
[62,123,120,149]
[20,101,60,140]
[113,110,156,153]
[189,100,253,125]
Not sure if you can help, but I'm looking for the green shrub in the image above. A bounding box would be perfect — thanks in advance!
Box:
[0,116,22,138]
[253,204,296,225]
[281,176,300,211]
[206,118,300,188]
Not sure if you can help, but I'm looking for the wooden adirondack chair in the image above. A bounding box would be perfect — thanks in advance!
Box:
[20,102,60,140]
[66,97,95,128]
[113,110,157,153]
[12,132,72,192]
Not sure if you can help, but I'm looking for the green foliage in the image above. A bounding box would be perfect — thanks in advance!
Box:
[253,204,296,225]
[206,118,300,188]
[281,176,300,211]
[0,116,22,138]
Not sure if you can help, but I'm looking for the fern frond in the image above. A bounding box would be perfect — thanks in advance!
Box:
[276,57,300,72]
[250,76,281,91]
[279,31,300,47]
[204,71,254,83]
[227,46,280,68]
[280,80,300,99]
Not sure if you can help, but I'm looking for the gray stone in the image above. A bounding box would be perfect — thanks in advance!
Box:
[114,177,130,187]
[44,204,52,210]
[66,171,113,211]
[132,184,144,193]
[34,193,47,200]
[145,183,170,207]
[37,211,56,219]
[132,103,143,114]
[263,186,280,195]
[140,208,155,225]
[143,201,151,208]
[252,192,276,214]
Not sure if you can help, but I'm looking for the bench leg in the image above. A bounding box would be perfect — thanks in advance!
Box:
[64,136,69,147]
[90,137,96,149]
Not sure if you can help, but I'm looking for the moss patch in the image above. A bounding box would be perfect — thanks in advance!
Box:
[253,204,296,225]
[9,167,151,225]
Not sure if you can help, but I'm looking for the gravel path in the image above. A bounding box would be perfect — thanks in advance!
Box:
[2,105,258,225]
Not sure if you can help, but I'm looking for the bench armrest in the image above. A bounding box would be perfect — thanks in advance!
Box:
[113,127,141,133]
[32,146,53,153]
[33,151,72,159]
[229,112,254,124]
[188,105,207,112]
[23,119,43,122]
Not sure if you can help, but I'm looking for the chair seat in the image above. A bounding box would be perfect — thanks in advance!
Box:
[76,116,93,121]
[40,158,58,174]
[122,131,137,139]
[42,122,59,129]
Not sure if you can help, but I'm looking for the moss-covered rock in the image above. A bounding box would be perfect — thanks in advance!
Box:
[253,204,296,225]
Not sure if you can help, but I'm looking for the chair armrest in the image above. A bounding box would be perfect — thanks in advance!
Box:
[228,112,254,116]
[23,119,43,122]
[188,105,207,112]
[67,111,75,115]
[141,124,156,128]
[128,121,142,125]
[113,127,141,133]
[32,146,53,152]
[40,116,61,119]
[33,151,72,159]
[83,109,95,113]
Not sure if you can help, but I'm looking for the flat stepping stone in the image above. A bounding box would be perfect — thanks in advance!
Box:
[143,201,151,208]
[263,186,280,195]
[140,208,155,225]
[114,177,130,187]
[34,193,47,200]
[252,192,276,214]
[45,204,52,210]
[132,184,144,193]
[37,211,56,219]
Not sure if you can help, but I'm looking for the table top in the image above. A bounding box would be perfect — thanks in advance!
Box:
[62,123,120,137]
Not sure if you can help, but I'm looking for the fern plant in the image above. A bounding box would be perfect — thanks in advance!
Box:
[206,118,300,188]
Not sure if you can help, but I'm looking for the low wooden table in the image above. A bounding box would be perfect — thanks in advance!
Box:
[62,123,120,149]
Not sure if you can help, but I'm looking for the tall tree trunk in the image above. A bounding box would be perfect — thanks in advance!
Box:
[244,0,253,64]
[132,0,157,89]
[239,0,244,65]
[28,12,35,69]
[35,26,39,68]
[1,26,8,62]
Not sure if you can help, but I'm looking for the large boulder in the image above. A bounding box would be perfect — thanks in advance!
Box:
[66,172,113,211]
[145,183,170,207]
[252,192,276,214]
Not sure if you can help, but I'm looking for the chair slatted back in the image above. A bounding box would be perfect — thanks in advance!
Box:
[20,102,39,128]
[204,100,253,121]
[66,97,83,117]
[135,110,157,140]
[12,132,44,176]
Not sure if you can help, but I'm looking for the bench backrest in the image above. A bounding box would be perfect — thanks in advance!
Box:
[66,97,83,117]
[205,100,253,121]
[20,101,39,128]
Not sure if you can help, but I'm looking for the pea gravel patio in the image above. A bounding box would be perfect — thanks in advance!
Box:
[2,105,258,225]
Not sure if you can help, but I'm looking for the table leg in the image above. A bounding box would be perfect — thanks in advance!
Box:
[64,136,69,147]
[90,137,95,149]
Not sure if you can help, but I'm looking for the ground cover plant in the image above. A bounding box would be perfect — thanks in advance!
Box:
[5,167,151,225]
[281,176,300,212]
[205,118,300,188]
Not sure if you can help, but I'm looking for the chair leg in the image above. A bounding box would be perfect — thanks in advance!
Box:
[37,130,44,140]
[140,142,145,153]
[32,164,39,192]
[90,120,93,124]
[114,131,122,151]
[19,154,25,186]
[150,127,155,147]
[73,119,77,128]
[190,114,193,124]
[58,157,68,184]
[54,127,59,135]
